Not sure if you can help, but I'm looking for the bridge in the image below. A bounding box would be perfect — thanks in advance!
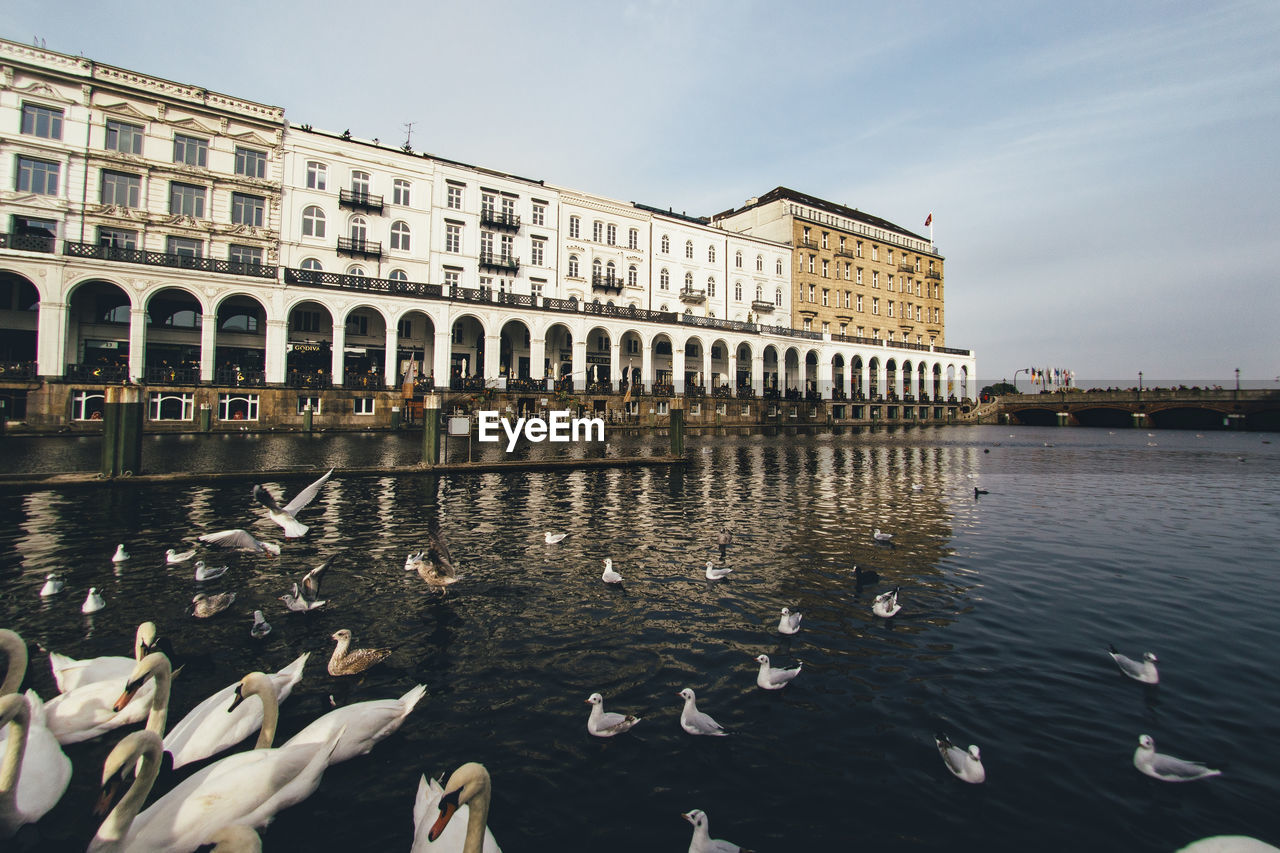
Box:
[988,388,1280,431]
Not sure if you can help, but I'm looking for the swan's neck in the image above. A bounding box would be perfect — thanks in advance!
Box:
[462,785,491,853]
[95,737,162,849]
[0,633,26,697]
[145,662,172,738]
[0,700,31,825]
[251,678,279,749]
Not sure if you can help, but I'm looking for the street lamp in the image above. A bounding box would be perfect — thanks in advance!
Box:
[1013,368,1029,393]
[1235,368,1240,391]
[1138,371,1143,392]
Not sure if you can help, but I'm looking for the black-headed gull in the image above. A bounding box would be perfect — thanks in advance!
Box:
[677,688,727,736]
[872,587,901,618]
[936,733,986,783]
[705,561,733,581]
[777,607,802,635]
[252,468,333,538]
[193,561,229,582]
[165,548,195,564]
[755,654,801,690]
[683,809,748,853]
[586,692,641,737]
[601,558,623,584]
[111,544,129,563]
[250,610,272,639]
[544,531,567,544]
[40,574,64,597]
[1133,734,1222,782]
[81,588,104,614]
[873,528,893,542]
[1108,645,1159,684]
[199,529,281,556]
[280,554,337,612]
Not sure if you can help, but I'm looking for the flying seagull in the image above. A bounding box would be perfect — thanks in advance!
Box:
[199,529,281,556]
[281,554,338,611]
[253,468,334,538]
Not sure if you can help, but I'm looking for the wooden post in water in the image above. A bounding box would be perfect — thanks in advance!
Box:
[302,403,313,433]
[422,393,441,466]
[101,384,144,477]
[199,403,212,432]
[669,398,685,457]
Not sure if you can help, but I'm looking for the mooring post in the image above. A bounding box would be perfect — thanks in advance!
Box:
[302,403,313,433]
[390,406,401,430]
[199,403,212,432]
[101,384,144,477]
[423,392,441,466]
[669,398,685,457]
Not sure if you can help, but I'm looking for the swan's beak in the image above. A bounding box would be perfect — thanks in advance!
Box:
[113,677,143,712]
[228,684,246,713]
[94,768,127,817]
[428,789,462,841]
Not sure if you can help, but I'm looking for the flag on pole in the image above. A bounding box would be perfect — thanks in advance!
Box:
[623,383,632,405]
[924,213,933,227]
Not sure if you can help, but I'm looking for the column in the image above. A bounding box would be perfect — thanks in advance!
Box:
[640,340,652,390]
[128,307,147,382]
[727,352,737,393]
[672,346,686,395]
[432,328,451,388]
[752,354,764,397]
[384,324,398,389]
[264,319,287,385]
[609,340,621,391]
[200,313,217,383]
[330,322,346,386]
[530,336,546,387]
[571,339,587,390]
[702,348,712,390]
[36,300,66,379]
[484,334,501,383]
[818,358,833,400]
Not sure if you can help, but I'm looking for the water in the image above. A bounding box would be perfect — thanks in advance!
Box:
[1,426,1278,852]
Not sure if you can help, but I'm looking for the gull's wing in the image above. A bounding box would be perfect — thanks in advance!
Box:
[253,484,284,514]
[1149,752,1220,779]
[302,554,338,599]
[427,528,455,576]
[283,468,334,515]
[199,529,260,550]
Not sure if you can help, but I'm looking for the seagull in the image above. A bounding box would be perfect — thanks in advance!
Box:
[190,591,236,618]
[586,692,641,737]
[198,529,281,556]
[777,607,802,635]
[1134,734,1222,782]
[683,809,749,853]
[544,531,568,544]
[853,565,880,585]
[81,588,105,614]
[716,527,733,559]
[250,610,272,639]
[252,468,334,538]
[165,548,196,564]
[111,544,129,563]
[328,628,391,676]
[193,560,229,582]
[409,528,459,596]
[936,733,986,783]
[755,654,802,690]
[677,688,727,736]
[911,483,923,491]
[280,554,337,611]
[873,528,893,542]
[705,561,733,581]
[1177,837,1280,852]
[40,574,64,597]
[601,558,623,584]
[872,587,901,618]
[1108,645,1159,684]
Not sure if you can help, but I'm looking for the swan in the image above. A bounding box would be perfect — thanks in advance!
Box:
[0,692,72,838]
[936,733,985,783]
[39,574,63,596]
[1133,734,1222,782]
[704,561,733,580]
[1178,838,1280,852]
[50,621,158,693]
[252,468,333,538]
[1108,646,1159,684]
[328,629,391,676]
[0,630,26,696]
[164,653,308,769]
[112,544,129,563]
[585,692,641,737]
[754,654,801,690]
[207,825,262,852]
[777,607,802,635]
[683,808,748,853]
[872,587,901,618]
[677,688,727,736]
[83,588,106,613]
[88,718,343,853]
[282,683,427,766]
[601,558,623,584]
[166,548,196,564]
[412,762,501,852]
[44,650,171,745]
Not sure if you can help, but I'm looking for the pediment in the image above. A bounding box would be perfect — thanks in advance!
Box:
[94,100,153,121]
[13,80,75,104]
[225,129,274,147]
[168,116,219,135]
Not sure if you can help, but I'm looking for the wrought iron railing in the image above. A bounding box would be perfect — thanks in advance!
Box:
[542,296,578,313]
[736,387,756,399]
[285,371,332,388]
[64,241,277,278]
[339,189,384,213]
[144,366,200,385]
[0,361,38,380]
[480,209,521,230]
[2,232,56,253]
[214,367,265,387]
[586,381,612,394]
[591,273,624,293]
[478,252,519,272]
[751,300,776,312]
[652,383,674,397]
[505,377,542,392]
[496,291,534,308]
[65,363,130,382]
[343,372,386,389]
[337,237,383,259]
[679,288,706,303]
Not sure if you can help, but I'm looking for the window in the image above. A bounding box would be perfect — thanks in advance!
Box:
[105,120,143,154]
[775,288,782,306]
[844,262,851,280]
[169,183,206,217]
[872,297,879,315]
[21,103,63,139]
[98,227,137,249]
[351,171,371,195]
[689,403,701,416]
[220,393,259,422]
[297,396,323,415]
[569,216,580,238]
[445,223,462,253]
[857,267,863,284]
[293,310,322,333]
[166,236,202,257]
[803,319,812,331]
[500,234,513,260]
[807,284,816,302]
[482,193,496,216]
[480,231,493,257]
[856,241,863,257]
[803,226,811,244]
[532,203,546,225]
[350,216,368,242]
[657,401,669,415]
[888,275,895,292]
[300,258,323,271]
[839,323,847,336]
[808,255,815,274]
[231,193,265,227]
[872,271,879,288]
[593,221,603,242]
[661,235,670,253]
[346,315,368,336]
[149,392,195,421]
[776,259,783,275]
[607,224,617,245]
[531,238,545,267]
[707,277,716,298]
[389,269,408,283]
[708,245,716,263]
[444,269,460,289]
[844,291,851,308]
[822,322,829,335]
[684,272,694,289]
[628,228,638,249]
[741,404,751,416]
[16,157,59,195]
[857,294,863,312]
[888,249,894,264]
[302,205,326,238]
[447,184,463,209]
[821,232,829,249]
[628,265,637,287]
[592,258,602,279]
[393,179,411,206]
[735,251,743,268]
[660,268,669,290]
[100,171,140,207]
[839,236,846,252]
[735,281,743,301]
[872,245,879,261]
[390,220,411,251]
[822,289,829,307]
[685,240,693,259]
[568,255,579,278]
[228,245,263,265]
[822,260,829,278]
[72,391,105,421]
[306,161,327,190]
[354,397,375,415]
[173,134,208,167]
[234,147,267,179]
[397,318,413,338]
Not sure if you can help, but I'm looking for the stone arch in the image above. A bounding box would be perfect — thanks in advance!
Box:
[336,302,391,386]
[394,308,436,387]
[449,313,487,386]
[868,356,881,397]
[901,359,913,398]
[832,353,846,399]
[683,335,705,389]
[709,337,730,389]
[544,321,574,383]
[931,362,943,399]
[65,278,134,380]
[784,347,801,392]
[620,329,643,386]
[500,318,532,380]
[885,358,898,400]
[586,324,611,384]
[735,341,754,390]
[285,299,335,384]
[763,344,781,392]
[804,349,819,397]
[213,292,269,380]
[0,270,42,366]
[851,354,864,398]
[651,331,674,388]
[143,286,206,382]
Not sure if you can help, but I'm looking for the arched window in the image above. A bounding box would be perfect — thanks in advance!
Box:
[660,268,670,290]
[389,269,408,281]
[348,266,366,277]
[776,258,783,275]
[301,205,325,238]
[735,251,743,268]
[350,170,370,195]
[708,245,716,263]
[301,258,323,271]
[349,216,367,241]
[568,254,579,278]
[606,260,616,279]
[685,240,693,259]
[756,255,763,271]
[707,276,716,298]
[661,235,670,253]
[734,280,742,301]
[684,272,693,289]
[775,288,782,306]
[592,258,603,278]
[390,220,411,251]
[628,265,637,287]
[755,284,762,301]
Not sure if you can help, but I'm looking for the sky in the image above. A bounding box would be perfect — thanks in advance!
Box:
[7,0,1278,384]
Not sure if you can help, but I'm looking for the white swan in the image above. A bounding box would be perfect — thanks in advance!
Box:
[0,630,26,696]
[49,621,157,694]
[44,650,171,745]
[88,682,344,853]
[282,683,426,766]
[1178,838,1280,852]
[164,653,308,769]
[0,692,73,838]
[412,762,502,852]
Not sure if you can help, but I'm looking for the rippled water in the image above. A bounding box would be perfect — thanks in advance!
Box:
[1,426,1278,852]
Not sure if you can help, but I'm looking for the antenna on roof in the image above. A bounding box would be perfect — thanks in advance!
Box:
[403,121,417,150]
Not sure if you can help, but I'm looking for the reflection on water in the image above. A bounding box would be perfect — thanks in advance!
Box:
[0,426,1278,851]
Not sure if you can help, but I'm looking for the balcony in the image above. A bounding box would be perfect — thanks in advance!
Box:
[1,232,56,253]
[926,269,941,279]
[339,189,384,214]
[214,367,265,387]
[591,273,623,294]
[63,241,278,278]
[899,262,916,273]
[285,371,332,389]
[337,237,383,260]
[679,287,706,304]
[480,209,521,231]
[751,300,776,313]
[65,363,130,383]
[834,247,856,259]
[0,361,37,381]
[478,252,519,273]
[144,365,200,385]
